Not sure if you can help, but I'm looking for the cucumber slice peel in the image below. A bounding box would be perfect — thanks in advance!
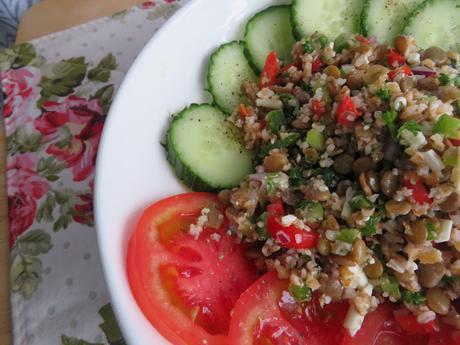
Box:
[403,0,460,51]
[207,41,258,114]
[292,0,365,39]
[167,104,254,191]
[244,5,296,72]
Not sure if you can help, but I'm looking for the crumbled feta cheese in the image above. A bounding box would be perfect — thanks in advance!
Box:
[281,214,298,226]
[344,285,373,336]
[407,52,420,65]
[400,129,426,149]
[393,96,407,111]
[418,149,445,177]
[435,219,453,243]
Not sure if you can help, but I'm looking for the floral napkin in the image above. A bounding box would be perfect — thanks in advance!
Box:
[0,1,186,344]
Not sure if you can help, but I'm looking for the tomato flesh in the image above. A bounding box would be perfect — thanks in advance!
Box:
[394,308,438,335]
[127,193,259,345]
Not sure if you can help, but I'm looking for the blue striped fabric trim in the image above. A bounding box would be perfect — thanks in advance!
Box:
[0,0,41,48]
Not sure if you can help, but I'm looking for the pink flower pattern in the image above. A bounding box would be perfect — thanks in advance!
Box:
[34,95,105,182]
[1,67,41,130]
[6,155,49,246]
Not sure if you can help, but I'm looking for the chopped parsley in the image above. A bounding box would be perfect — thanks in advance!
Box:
[376,88,390,101]
[401,289,426,305]
[382,110,398,137]
[397,120,422,138]
[303,39,314,54]
[318,35,329,48]
[361,212,382,237]
[289,283,312,302]
[438,73,450,86]
[313,168,340,189]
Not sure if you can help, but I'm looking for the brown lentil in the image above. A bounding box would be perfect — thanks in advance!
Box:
[427,287,451,315]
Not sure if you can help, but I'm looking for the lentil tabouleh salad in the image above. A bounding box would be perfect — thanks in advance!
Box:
[127,1,460,344]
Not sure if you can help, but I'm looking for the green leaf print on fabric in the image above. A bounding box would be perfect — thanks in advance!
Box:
[36,193,56,223]
[98,304,127,345]
[88,54,118,82]
[10,229,52,299]
[0,43,36,70]
[61,335,103,345]
[39,57,88,99]
[37,157,66,181]
[16,229,53,256]
[92,85,115,114]
[7,127,43,155]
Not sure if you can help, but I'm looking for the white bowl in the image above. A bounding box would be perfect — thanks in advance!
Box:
[94,0,289,343]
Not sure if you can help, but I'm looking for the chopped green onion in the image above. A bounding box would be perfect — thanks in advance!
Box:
[401,289,426,305]
[313,168,340,189]
[318,35,328,48]
[289,283,312,302]
[432,114,460,139]
[303,39,314,54]
[376,88,390,101]
[259,133,301,157]
[349,194,373,211]
[255,212,269,240]
[334,33,350,53]
[266,110,286,134]
[336,228,361,244]
[425,222,438,241]
[397,120,422,138]
[379,274,401,300]
[296,201,324,223]
[307,129,325,152]
[438,73,450,86]
[382,110,398,137]
[361,213,381,237]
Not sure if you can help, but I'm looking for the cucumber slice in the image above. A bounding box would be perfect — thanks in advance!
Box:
[166,104,254,191]
[244,5,296,72]
[207,41,258,114]
[361,0,422,44]
[403,0,460,51]
[292,0,364,39]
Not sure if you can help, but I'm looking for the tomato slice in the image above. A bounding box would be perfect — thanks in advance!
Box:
[342,303,429,345]
[394,308,438,335]
[428,323,460,345]
[127,193,259,345]
[337,95,362,126]
[228,271,308,345]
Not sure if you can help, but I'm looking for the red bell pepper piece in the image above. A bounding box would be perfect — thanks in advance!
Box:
[238,104,252,117]
[388,65,412,80]
[312,56,323,73]
[266,200,318,249]
[336,95,362,126]
[311,99,327,117]
[451,138,460,146]
[260,51,280,87]
[403,176,432,204]
[387,48,406,68]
